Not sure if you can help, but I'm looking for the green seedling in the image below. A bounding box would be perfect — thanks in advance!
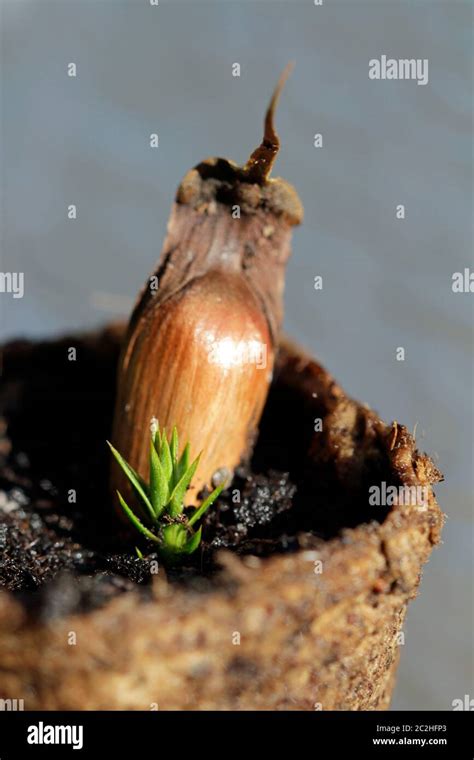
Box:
[107,421,225,562]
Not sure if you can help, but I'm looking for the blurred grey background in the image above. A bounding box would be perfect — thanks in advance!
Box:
[1,0,472,710]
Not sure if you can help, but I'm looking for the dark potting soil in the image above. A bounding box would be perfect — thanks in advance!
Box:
[0,328,389,619]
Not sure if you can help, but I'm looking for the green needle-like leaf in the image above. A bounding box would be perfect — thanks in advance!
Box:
[175,442,190,486]
[160,432,173,484]
[149,441,168,517]
[170,426,179,465]
[116,491,160,543]
[107,441,155,522]
[182,526,202,554]
[168,454,201,517]
[188,481,226,527]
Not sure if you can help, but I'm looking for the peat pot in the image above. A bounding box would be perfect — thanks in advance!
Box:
[0,325,444,710]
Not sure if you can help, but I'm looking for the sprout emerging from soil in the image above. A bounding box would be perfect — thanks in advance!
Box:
[107,422,225,561]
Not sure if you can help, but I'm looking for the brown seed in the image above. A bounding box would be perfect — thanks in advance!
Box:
[111,64,303,505]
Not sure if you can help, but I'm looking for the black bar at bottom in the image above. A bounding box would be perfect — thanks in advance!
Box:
[0,710,471,757]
